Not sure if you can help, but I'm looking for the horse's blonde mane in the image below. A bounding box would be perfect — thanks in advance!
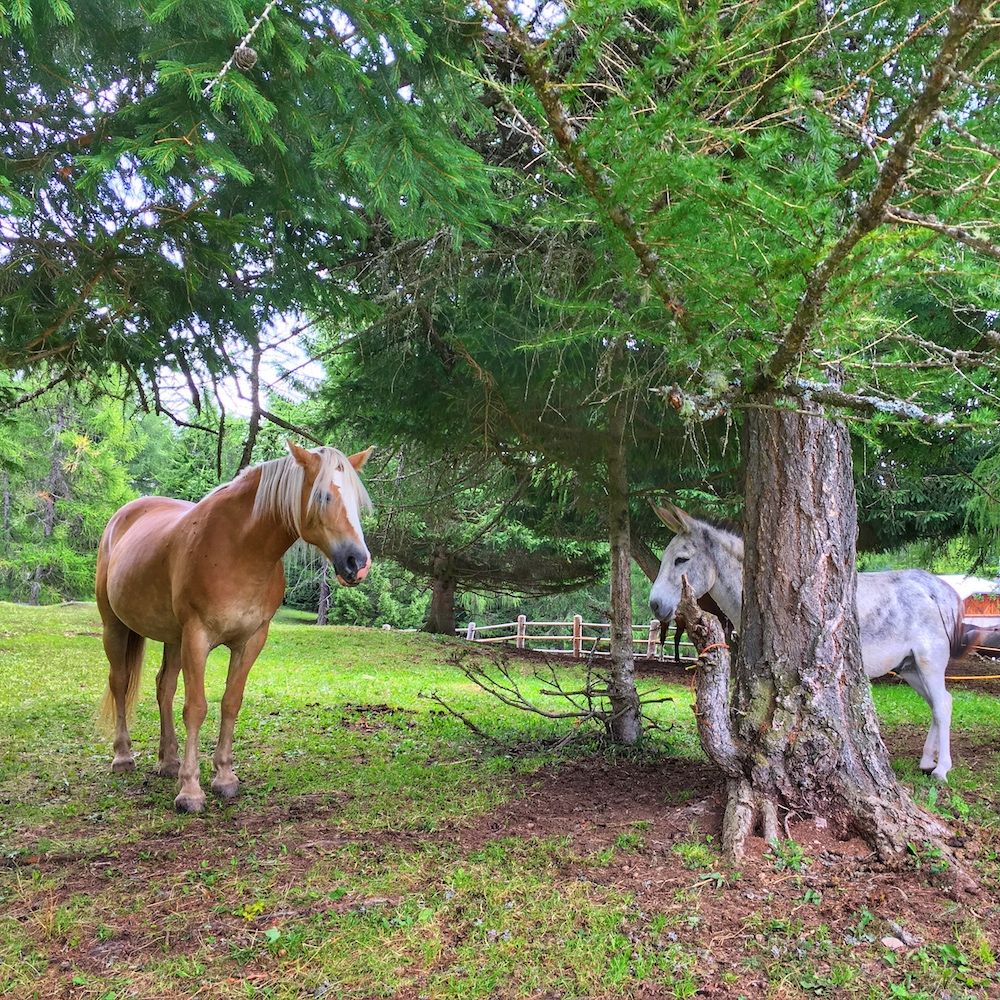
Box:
[249,447,372,534]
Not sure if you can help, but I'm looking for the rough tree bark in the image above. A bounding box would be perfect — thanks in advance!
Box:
[317,561,330,626]
[425,553,457,635]
[630,537,662,583]
[606,390,641,744]
[29,404,67,604]
[679,401,951,866]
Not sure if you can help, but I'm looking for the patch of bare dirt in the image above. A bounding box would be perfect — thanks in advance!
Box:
[455,756,722,852]
[9,743,1000,999]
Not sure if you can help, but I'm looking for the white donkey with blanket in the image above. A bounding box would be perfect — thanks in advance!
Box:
[648,504,971,780]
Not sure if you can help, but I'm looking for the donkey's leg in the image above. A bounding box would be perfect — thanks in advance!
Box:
[896,666,938,772]
[212,623,270,800]
[175,627,211,813]
[155,643,182,777]
[103,616,138,773]
[902,651,953,781]
[918,653,953,782]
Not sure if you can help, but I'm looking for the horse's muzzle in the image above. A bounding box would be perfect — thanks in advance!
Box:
[332,545,371,587]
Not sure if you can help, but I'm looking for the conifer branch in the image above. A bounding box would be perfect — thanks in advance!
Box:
[758,0,987,393]
[202,0,280,99]
[886,205,1000,261]
[836,22,1000,180]
[656,380,951,427]
[480,0,687,328]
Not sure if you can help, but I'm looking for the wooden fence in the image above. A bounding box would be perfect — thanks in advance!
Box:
[455,614,1000,663]
[454,615,696,661]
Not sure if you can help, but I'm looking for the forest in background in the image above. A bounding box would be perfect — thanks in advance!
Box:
[1,369,992,630]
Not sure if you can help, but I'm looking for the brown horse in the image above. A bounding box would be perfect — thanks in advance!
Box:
[96,441,372,812]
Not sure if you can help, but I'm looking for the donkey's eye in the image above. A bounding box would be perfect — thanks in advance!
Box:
[674,556,689,567]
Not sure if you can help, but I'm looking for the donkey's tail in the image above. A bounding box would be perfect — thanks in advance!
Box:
[950,607,980,662]
[97,629,145,735]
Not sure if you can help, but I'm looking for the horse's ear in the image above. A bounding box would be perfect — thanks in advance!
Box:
[348,446,374,471]
[287,440,320,472]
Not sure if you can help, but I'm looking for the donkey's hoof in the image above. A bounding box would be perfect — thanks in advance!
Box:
[211,778,240,801]
[931,768,951,783]
[155,760,180,778]
[174,791,206,813]
[111,757,136,774]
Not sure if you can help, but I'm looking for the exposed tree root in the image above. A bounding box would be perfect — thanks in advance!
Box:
[677,580,972,891]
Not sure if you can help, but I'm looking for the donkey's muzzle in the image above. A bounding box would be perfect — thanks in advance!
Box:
[332,545,371,587]
[649,596,674,625]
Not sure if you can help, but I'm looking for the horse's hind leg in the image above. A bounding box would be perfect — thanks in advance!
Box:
[212,623,270,800]
[155,644,182,777]
[175,627,211,813]
[101,615,144,774]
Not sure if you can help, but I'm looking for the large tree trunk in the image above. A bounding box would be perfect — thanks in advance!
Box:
[425,558,457,635]
[681,401,950,865]
[606,391,641,745]
[631,537,661,583]
[317,561,330,626]
[29,405,68,604]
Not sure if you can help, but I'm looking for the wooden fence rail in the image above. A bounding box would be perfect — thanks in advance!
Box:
[455,614,697,660]
[454,614,1000,664]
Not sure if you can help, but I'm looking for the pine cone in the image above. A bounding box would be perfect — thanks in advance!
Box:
[234,45,258,71]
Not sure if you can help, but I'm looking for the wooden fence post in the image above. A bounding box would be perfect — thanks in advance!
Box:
[466,621,477,641]
[572,614,582,658]
[516,614,526,649]
[648,618,659,659]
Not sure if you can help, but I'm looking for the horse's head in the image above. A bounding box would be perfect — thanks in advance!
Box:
[288,441,373,587]
[648,503,717,624]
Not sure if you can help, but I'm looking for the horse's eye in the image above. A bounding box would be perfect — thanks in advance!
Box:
[674,556,689,567]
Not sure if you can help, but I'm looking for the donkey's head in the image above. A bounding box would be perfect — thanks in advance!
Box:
[648,504,718,625]
[287,441,373,586]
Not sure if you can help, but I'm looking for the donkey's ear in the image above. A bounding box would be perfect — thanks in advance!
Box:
[348,446,374,471]
[671,504,698,533]
[653,502,694,534]
[653,503,683,533]
[286,440,320,471]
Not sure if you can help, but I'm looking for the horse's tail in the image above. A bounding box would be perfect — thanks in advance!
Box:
[97,629,145,735]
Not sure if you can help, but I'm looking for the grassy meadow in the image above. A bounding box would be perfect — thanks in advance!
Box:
[1,601,999,999]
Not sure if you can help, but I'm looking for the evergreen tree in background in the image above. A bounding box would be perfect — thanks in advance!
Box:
[1,0,498,398]
[0,380,141,601]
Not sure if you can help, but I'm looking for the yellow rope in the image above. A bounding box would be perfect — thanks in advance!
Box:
[887,671,1000,683]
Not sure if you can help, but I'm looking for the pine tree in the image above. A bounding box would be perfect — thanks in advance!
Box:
[478,0,1000,862]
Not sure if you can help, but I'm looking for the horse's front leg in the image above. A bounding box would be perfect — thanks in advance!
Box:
[212,623,270,800]
[175,627,211,813]
[155,643,182,777]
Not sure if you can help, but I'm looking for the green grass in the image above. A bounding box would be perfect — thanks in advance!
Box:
[1,601,999,999]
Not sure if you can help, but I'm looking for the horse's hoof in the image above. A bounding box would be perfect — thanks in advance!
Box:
[211,778,240,801]
[174,791,206,813]
[931,769,951,783]
[111,757,136,774]
[155,761,180,778]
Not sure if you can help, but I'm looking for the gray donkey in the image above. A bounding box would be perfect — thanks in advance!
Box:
[648,504,970,780]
